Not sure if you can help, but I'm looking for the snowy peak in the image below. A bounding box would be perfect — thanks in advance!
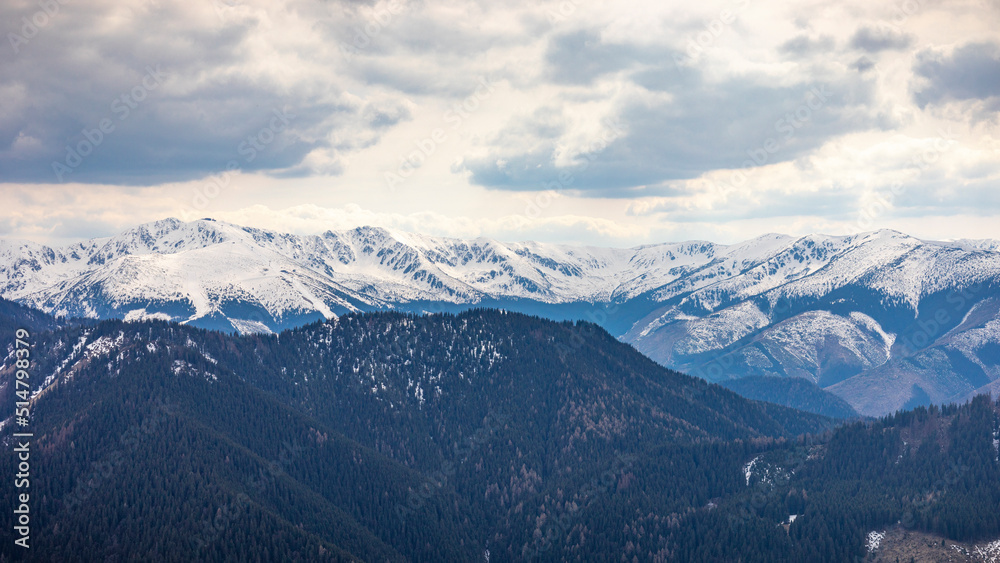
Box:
[2,219,999,416]
[1,219,997,322]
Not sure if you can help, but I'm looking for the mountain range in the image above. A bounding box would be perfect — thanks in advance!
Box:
[1,218,998,416]
[3,304,999,561]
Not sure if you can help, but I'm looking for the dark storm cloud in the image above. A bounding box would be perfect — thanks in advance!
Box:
[913,42,1000,109]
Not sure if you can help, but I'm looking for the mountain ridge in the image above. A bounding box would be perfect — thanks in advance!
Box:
[3,306,999,561]
[2,218,998,416]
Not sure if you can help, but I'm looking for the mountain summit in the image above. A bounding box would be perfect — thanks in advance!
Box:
[1,219,998,416]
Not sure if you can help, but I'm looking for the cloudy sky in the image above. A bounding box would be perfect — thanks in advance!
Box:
[1,0,999,247]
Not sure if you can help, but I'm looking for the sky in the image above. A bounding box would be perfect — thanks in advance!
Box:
[1,0,999,248]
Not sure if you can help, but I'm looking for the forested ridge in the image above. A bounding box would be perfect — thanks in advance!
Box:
[1,303,998,561]
[719,375,860,420]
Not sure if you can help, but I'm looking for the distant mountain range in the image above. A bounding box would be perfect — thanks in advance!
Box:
[1,218,998,416]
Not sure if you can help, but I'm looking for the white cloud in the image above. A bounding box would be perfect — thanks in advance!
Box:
[1,0,999,246]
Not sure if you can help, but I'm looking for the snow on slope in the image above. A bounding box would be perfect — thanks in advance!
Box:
[2,218,1000,417]
[756,311,893,379]
[2,219,999,333]
[0,219,716,326]
[673,302,771,356]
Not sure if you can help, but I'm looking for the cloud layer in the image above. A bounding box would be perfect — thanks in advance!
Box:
[2,0,999,246]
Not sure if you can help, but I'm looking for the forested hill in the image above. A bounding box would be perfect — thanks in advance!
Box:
[235,309,838,449]
[0,298,64,337]
[1,308,998,561]
[720,375,861,420]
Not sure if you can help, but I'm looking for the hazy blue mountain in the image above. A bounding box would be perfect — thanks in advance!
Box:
[719,375,860,419]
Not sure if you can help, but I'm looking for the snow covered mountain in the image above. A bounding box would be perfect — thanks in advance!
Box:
[2,217,998,416]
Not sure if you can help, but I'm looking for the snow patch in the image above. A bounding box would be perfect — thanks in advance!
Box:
[287,275,336,320]
[743,456,760,486]
[759,311,890,378]
[866,530,885,553]
[172,359,218,382]
[229,318,273,335]
[124,308,173,322]
[974,539,1000,562]
[676,302,770,355]
[849,311,895,350]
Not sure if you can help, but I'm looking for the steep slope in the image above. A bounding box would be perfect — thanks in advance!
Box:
[0,297,63,336]
[719,376,860,419]
[0,308,832,561]
[3,310,999,562]
[1,219,999,416]
[0,320,485,561]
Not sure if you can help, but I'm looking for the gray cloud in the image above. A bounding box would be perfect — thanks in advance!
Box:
[879,178,1000,218]
[463,32,882,196]
[852,56,876,73]
[0,1,404,185]
[544,29,653,85]
[2,0,994,246]
[315,2,524,97]
[362,101,413,130]
[913,42,1000,109]
[779,34,836,57]
[628,188,859,222]
[849,25,913,53]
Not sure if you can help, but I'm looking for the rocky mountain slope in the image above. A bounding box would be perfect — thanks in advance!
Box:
[1,218,997,416]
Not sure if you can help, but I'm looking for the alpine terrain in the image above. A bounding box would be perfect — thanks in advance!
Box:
[1,218,998,416]
[2,304,999,561]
